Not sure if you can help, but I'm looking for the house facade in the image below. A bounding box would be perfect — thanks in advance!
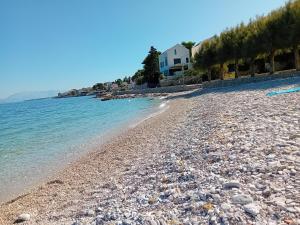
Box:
[191,37,215,59]
[159,44,192,76]
[191,42,202,59]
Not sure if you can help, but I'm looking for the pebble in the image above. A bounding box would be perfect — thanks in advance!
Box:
[221,203,232,211]
[243,203,261,216]
[15,213,31,222]
[231,194,253,205]
[223,180,240,189]
[10,79,300,225]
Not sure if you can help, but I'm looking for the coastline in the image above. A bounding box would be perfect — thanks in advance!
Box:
[0,96,162,204]
[0,78,299,224]
[0,95,191,224]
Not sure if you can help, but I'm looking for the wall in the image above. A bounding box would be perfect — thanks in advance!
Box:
[203,71,300,88]
[159,44,190,75]
[114,84,202,95]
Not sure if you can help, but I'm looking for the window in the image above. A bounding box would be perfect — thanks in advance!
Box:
[174,58,181,64]
[160,62,164,68]
[186,58,189,63]
[165,57,168,66]
[174,49,177,55]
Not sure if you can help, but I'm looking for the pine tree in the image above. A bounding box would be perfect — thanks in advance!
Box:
[142,46,161,88]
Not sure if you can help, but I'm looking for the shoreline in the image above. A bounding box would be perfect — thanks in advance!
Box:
[0,78,299,224]
[0,96,165,204]
[0,95,191,224]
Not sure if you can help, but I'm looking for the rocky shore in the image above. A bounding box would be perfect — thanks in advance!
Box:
[0,78,299,225]
[98,93,169,101]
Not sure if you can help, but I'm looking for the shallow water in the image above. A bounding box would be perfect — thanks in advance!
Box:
[0,96,160,202]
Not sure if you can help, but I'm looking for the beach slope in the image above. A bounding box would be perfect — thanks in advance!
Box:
[0,77,299,225]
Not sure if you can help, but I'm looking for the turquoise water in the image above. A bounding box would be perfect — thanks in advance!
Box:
[267,86,300,96]
[0,96,161,202]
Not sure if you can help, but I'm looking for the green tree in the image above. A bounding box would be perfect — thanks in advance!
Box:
[92,83,105,90]
[194,36,218,81]
[114,79,123,86]
[181,41,196,58]
[193,0,300,78]
[286,0,300,70]
[132,69,145,85]
[142,46,161,88]
[240,19,263,77]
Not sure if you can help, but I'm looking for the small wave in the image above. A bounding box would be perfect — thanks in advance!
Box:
[128,101,169,129]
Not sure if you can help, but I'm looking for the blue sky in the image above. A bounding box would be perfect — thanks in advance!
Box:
[0,0,287,98]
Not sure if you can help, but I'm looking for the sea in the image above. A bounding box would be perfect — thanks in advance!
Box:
[0,96,161,202]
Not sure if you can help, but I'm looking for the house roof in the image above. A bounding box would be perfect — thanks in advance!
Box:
[193,36,216,48]
[160,44,188,55]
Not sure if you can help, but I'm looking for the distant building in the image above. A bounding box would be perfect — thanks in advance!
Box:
[159,44,192,76]
[128,80,135,89]
[191,42,202,59]
[191,37,215,59]
[111,83,119,90]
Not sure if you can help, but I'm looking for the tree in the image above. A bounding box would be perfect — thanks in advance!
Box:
[194,36,218,81]
[92,83,105,90]
[192,0,300,79]
[182,41,196,58]
[142,46,161,88]
[241,19,262,77]
[114,79,123,86]
[132,69,145,85]
[260,7,287,74]
[286,0,300,70]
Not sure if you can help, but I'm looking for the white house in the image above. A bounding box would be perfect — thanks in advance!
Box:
[191,37,215,59]
[159,44,192,76]
[191,42,202,59]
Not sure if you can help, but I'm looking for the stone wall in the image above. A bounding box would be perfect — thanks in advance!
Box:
[113,84,202,95]
[202,70,300,89]
[114,71,300,96]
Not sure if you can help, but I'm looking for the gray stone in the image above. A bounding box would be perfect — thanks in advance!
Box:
[223,180,240,189]
[244,203,261,216]
[221,203,232,211]
[16,213,30,222]
[231,194,253,205]
[122,219,132,225]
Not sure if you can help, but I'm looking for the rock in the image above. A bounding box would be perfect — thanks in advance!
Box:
[79,209,94,217]
[285,207,298,213]
[221,203,232,211]
[243,203,261,216]
[15,213,30,223]
[122,219,132,225]
[223,180,240,189]
[231,194,253,205]
[212,194,221,203]
[95,216,104,225]
[145,219,159,225]
[262,189,271,198]
[72,221,81,225]
[158,218,167,225]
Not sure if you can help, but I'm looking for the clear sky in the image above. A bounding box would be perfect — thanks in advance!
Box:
[0,0,287,98]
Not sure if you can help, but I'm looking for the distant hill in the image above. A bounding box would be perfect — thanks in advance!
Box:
[1,90,60,103]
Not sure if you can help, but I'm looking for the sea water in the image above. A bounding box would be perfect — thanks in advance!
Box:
[0,96,161,202]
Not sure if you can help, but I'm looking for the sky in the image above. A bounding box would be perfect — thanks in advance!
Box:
[0,0,288,99]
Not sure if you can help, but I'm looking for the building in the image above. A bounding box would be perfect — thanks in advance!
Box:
[191,37,215,59]
[159,44,192,76]
[191,42,202,59]
[111,83,119,91]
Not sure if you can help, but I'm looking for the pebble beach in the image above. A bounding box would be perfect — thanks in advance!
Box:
[0,77,299,225]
